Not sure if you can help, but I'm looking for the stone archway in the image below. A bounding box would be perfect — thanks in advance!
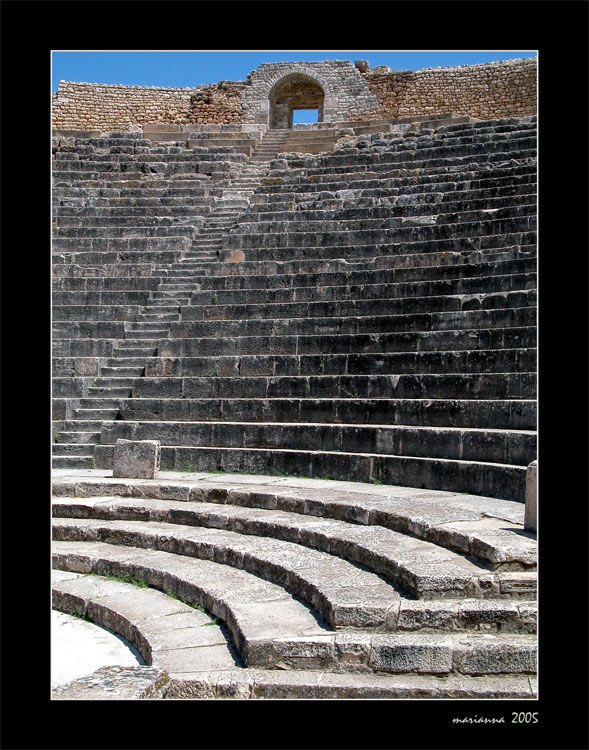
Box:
[269,73,325,129]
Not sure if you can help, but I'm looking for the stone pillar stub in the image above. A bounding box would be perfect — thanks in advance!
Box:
[524,460,537,533]
[113,439,160,479]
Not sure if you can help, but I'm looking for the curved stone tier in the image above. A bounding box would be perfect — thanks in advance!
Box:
[52,472,536,699]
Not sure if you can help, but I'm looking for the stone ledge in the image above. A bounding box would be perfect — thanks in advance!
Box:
[51,470,536,570]
[52,665,170,700]
[52,566,536,679]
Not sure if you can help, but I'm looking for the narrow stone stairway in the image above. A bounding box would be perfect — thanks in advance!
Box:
[182,129,289,262]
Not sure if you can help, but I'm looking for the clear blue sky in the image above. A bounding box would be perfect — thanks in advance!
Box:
[52,50,537,92]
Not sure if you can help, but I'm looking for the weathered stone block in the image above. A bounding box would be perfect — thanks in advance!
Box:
[113,439,160,479]
[370,634,453,674]
[524,460,537,532]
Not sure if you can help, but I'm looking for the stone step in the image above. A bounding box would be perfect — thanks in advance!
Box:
[117,339,161,347]
[157,282,198,290]
[126,321,172,330]
[52,455,95,469]
[162,267,208,275]
[186,273,535,307]
[144,348,536,378]
[183,252,220,260]
[54,304,534,341]
[51,473,536,571]
[78,398,123,408]
[52,515,536,617]
[157,327,536,358]
[51,543,536,683]
[67,175,233,188]
[53,291,152,306]
[224,217,535,250]
[104,357,152,368]
[125,372,535,402]
[52,157,244,172]
[51,570,236,681]
[52,236,190,252]
[93,443,527,501]
[276,143,537,173]
[91,377,141,388]
[54,206,215,219]
[180,291,536,323]
[52,251,183,267]
[255,165,536,197]
[51,493,536,582]
[222,233,537,263]
[136,306,186,314]
[72,406,118,419]
[53,519,400,627]
[252,186,536,215]
[100,366,145,377]
[191,239,222,247]
[53,339,115,358]
[53,195,217,208]
[99,419,535,467]
[121,330,168,339]
[52,443,99,456]
[243,199,536,226]
[136,313,179,323]
[54,427,102,442]
[149,299,188,307]
[200,257,536,291]
[265,158,537,189]
[201,258,537,291]
[87,386,134,397]
[53,146,244,158]
[54,225,198,239]
[112,347,156,357]
[195,229,229,237]
[117,396,536,430]
[54,418,111,432]
[53,188,220,201]
[56,666,536,700]
[53,277,162,291]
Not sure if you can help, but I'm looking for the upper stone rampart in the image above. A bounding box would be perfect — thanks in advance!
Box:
[362,57,537,121]
[52,56,537,132]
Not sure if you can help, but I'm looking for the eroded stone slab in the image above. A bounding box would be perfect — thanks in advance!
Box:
[113,439,160,479]
[52,665,169,700]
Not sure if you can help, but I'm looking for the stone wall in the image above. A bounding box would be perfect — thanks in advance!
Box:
[52,82,195,131]
[188,80,248,124]
[52,57,537,131]
[360,57,537,120]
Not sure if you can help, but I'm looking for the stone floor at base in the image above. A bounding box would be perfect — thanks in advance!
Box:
[52,610,144,690]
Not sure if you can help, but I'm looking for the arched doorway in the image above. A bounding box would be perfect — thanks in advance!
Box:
[269,73,325,129]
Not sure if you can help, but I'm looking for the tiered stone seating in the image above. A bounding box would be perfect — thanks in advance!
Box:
[52,115,537,699]
[142,123,264,158]
[52,131,250,465]
[52,471,536,699]
[82,116,536,503]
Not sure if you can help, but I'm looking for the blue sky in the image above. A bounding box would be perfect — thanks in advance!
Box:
[51,50,537,92]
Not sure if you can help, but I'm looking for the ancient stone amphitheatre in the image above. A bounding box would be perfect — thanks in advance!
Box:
[51,56,537,699]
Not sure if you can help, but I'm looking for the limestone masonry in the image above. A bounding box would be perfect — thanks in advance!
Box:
[52,57,536,131]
